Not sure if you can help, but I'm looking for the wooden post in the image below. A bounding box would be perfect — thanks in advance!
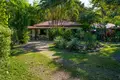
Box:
[46,29,49,39]
[38,29,40,40]
[32,29,35,40]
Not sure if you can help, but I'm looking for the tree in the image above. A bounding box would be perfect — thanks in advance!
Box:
[40,0,82,22]
[28,1,44,25]
[8,0,30,43]
[79,8,99,24]
[91,0,120,23]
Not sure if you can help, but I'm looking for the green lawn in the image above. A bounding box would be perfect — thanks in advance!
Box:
[1,43,120,80]
[49,43,120,80]
[0,51,58,80]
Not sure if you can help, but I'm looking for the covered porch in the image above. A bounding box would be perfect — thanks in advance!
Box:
[28,21,82,40]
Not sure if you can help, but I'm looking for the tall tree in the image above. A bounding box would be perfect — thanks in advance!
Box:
[91,0,120,24]
[8,0,30,43]
[28,0,44,25]
[40,0,82,22]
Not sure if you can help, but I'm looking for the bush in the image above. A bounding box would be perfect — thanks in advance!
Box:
[115,31,120,42]
[66,38,80,51]
[49,28,64,40]
[20,30,30,44]
[75,28,85,40]
[0,25,11,59]
[84,32,97,49]
[11,29,18,48]
[63,29,73,40]
[54,36,66,49]
[15,29,30,44]
[0,25,11,78]
[11,48,25,56]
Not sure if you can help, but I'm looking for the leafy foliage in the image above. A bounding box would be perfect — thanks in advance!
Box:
[53,29,99,51]
[75,29,85,40]
[49,28,64,40]
[0,0,8,25]
[40,0,83,22]
[66,38,80,50]
[91,0,120,23]
[8,0,31,44]
[84,32,97,49]
[54,36,66,49]
[63,29,73,40]
[0,25,11,79]
[0,25,11,58]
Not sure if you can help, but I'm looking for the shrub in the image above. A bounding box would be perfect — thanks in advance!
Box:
[49,28,74,41]
[54,36,66,49]
[0,25,11,59]
[49,28,64,40]
[66,38,80,51]
[0,25,11,77]
[11,29,18,48]
[20,30,30,44]
[63,29,73,40]
[15,29,30,44]
[84,32,97,49]
[115,31,120,42]
[11,48,25,56]
[75,28,85,40]
[48,29,56,40]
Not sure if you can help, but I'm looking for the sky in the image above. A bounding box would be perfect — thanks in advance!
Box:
[28,0,33,5]
[28,0,90,7]
[80,0,90,7]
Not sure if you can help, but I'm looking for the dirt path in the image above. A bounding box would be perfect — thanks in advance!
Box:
[21,41,80,80]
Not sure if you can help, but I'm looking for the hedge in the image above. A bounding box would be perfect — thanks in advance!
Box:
[0,25,11,79]
[0,25,11,59]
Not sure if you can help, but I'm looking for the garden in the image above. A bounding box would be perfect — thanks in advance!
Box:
[0,0,120,80]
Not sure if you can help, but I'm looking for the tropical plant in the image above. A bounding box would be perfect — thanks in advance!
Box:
[75,28,85,40]
[84,32,97,49]
[8,0,30,44]
[11,29,18,48]
[115,31,120,42]
[66,38,80,51]
[63,29,73,40]
[54,36,66,49]
[40,0,83,22]
[91,0,120,23]
[49,28,64,40]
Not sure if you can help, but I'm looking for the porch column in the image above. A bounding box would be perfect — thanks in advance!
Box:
[38,29,40,35]
[38,29,40,40]
[32,29,35,40]
[46,29,49,39]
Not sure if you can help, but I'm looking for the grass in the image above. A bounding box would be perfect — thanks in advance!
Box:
[49,43,120,80]
[1,43,120,80]
[0,51,59,80]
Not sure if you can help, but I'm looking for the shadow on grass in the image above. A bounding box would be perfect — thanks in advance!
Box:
[10,44,40,56]
[10,41,50,56]
[49,45,120,80]
[10,48,26,56]
[10,42,120,80]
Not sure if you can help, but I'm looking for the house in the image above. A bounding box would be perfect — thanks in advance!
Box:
[28,20,82,40]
